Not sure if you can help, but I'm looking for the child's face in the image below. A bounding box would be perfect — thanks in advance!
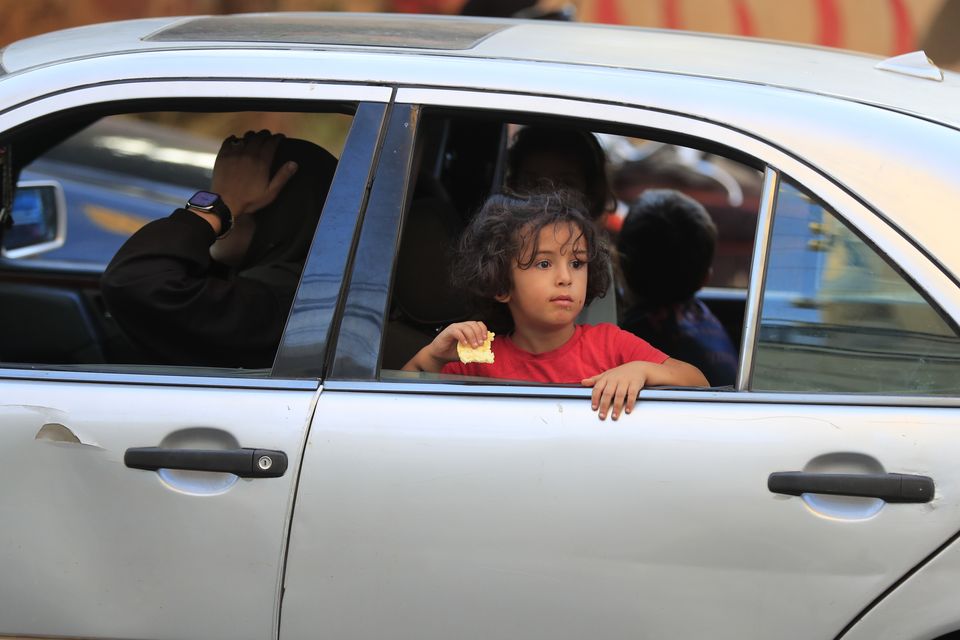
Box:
[496,222,588,332]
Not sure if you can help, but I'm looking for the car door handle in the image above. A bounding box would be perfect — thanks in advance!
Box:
[768,471,934,503]
[125,447,288,478]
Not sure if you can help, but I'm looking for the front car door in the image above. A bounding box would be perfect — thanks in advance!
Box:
[0,64,391,639]
[281,82,960,639]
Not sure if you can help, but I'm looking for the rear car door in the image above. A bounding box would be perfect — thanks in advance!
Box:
[281,90,960,639]
[0,73,391,639]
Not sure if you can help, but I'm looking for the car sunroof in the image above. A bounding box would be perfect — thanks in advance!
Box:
[146,14,507,50]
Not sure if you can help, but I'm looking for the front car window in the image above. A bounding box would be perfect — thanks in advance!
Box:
[752,179,960,395]
[0,107,354,372]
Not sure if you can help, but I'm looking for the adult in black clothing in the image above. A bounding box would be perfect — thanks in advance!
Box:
[101,130,337,368]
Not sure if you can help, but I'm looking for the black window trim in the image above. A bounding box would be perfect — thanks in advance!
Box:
[272,101,391,379]
[327,102,420,381]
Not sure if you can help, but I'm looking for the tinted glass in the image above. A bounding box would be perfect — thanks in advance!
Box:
[753,179,960,395]
[1,108,353,372]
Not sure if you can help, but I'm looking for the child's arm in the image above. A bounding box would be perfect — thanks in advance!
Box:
[402,321,490,372]
[581,358,709,421]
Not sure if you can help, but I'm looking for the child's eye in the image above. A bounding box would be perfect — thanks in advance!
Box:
[571,259,585,269]
[535,260,551,269]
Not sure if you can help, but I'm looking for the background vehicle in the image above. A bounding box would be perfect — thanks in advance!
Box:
[0,13,959,640]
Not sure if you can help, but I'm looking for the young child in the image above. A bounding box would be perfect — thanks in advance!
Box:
[403,191,708,420]
[617,189,738,387]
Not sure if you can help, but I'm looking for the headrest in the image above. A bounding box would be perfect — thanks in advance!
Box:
[393,196,469,325]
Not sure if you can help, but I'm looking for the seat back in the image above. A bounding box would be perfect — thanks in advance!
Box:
[382,196,470,370]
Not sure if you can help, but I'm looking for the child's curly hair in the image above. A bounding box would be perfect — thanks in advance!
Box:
[452,190,612,332]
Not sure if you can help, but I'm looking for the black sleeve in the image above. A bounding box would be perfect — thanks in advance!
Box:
[101,209,291,368]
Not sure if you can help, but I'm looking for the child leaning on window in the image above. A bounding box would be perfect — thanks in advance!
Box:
[403,190,708,420]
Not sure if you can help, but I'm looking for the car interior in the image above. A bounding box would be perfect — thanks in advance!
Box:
[0,101,354,372]
[0,102,763,386]
[379,108,764,384]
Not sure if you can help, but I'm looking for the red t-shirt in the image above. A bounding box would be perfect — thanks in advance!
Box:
[441,323,668,383]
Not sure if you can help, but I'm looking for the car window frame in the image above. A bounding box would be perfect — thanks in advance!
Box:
[0,79,392,384]
[273,101,390,379]
[748,173,960,395]
[327,102,420,380]
[326,90,960,407]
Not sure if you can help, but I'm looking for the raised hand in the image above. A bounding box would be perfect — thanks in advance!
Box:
[211,130,298,217]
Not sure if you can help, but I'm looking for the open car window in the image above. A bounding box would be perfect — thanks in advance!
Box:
[377,109,764,389]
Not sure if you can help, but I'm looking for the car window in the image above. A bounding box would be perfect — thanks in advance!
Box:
[0,106,355,372]
[376,110,762,388]
[17,111,352,268]
[752,178,960,395]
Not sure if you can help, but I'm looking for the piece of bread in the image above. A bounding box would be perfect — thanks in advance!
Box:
[457,331,495,364]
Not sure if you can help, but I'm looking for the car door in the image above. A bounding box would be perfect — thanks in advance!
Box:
[0,74,390,639]
[281,94,960,640]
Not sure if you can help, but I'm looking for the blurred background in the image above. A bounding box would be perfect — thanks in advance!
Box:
[0,0,957,70]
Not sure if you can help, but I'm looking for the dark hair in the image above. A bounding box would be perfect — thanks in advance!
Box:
[243,137,337,270]
[617,189,717,305]
[505,126,612,220]
[453,190,611,331]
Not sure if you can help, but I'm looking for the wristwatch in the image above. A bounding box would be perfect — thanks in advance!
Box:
[186,190,233,236]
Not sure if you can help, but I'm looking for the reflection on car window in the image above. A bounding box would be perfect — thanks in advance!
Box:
[753,179,960,395]
[0,108,353,371]
[19,112,352,267]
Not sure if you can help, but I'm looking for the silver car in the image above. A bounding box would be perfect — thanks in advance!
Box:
[0,12,958,640]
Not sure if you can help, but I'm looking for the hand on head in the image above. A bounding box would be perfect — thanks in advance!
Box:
[211,130,299,218]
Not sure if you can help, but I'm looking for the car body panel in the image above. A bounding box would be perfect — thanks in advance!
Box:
[284,387,960,640]
[0,69,389,638]
[842,532,960,640]
[0,377,318,639]
[3,14,958,128]
[280,100,960,639]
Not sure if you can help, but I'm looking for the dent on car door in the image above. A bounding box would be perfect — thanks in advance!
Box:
[283,105,960,640]
[0,99,386,640]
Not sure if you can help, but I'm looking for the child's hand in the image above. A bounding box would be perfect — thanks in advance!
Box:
[581,361,651,421]
[581,358,710,420]
[429,321,490,363]
[402,321,489,372]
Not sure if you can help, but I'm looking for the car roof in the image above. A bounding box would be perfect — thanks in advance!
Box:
[2,13,958,130]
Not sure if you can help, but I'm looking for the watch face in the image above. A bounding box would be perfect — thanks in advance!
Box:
[189,191,219,207]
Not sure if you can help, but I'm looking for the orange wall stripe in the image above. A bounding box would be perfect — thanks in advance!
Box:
[889,0,915,54]
[816,0,842,47]
[732,0,755,37]
[663,0,682,29]
[595,0,624,24]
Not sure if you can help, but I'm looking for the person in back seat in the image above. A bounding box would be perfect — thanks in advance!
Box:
[505,125,613,226]
[617,189,737,387]
[101,130,336,368]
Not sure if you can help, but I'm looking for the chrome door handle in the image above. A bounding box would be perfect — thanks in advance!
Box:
[768,471,933,503]
[125,447,288,478]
